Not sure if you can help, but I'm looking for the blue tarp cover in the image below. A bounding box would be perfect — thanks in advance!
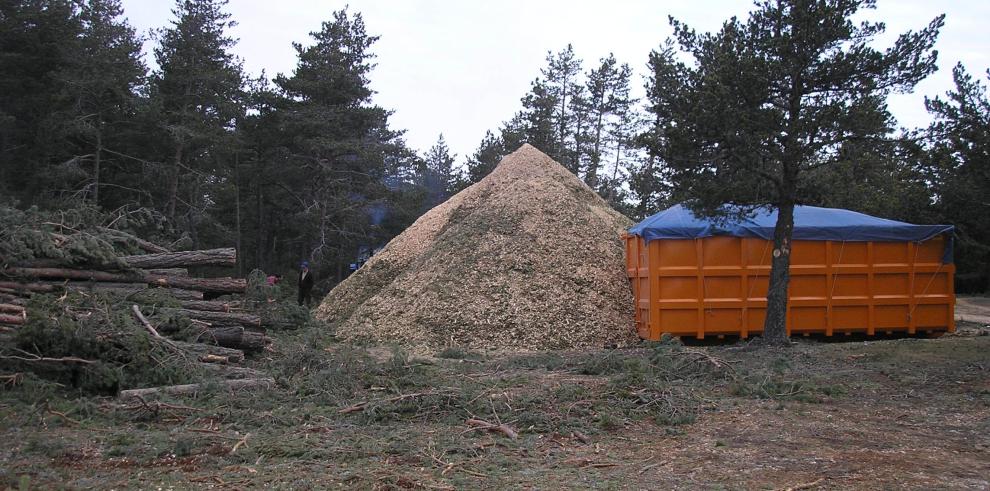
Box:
[629,204,954,244]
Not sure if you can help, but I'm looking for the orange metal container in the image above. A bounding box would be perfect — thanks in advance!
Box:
[624,234,955,340]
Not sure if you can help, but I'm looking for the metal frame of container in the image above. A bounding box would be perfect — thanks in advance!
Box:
[624,234,955,340]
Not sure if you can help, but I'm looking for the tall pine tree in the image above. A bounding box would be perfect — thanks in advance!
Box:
[151,0,244,224]
[642,0,943,343]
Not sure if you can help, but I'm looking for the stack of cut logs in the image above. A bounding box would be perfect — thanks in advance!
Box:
[0,241,273,357]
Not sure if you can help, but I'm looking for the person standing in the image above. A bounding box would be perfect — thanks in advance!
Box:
[298,261,314,307]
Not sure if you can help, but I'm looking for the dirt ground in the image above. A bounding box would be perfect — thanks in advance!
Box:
[2,316,988,490]
[956,296,990,325]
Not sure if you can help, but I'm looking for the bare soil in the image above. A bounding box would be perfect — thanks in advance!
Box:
[2,327,988,490]
[956,296,990,325]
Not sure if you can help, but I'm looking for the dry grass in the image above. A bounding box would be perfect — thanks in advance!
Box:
[2,327,988,490]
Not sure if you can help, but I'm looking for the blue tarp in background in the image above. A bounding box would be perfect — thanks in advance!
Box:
[629,204,955,262]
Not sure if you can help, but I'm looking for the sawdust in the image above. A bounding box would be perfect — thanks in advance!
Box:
[315,144,636,350]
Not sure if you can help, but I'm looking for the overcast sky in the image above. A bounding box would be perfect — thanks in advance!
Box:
[120,0,990,160]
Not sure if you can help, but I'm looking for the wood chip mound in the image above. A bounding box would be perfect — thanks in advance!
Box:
[315,144,636,350]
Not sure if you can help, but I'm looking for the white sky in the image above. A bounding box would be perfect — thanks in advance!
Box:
[120,0,990,161]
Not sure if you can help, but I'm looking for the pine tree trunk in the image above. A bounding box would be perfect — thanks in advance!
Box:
[2,268,246,294]
[161,308,261,328]
[167,143,183,221]
[93,129,102,205]
[587,109,605,187]
[763,201,795,344]
[234,153,243,277]
[121,248,236,268]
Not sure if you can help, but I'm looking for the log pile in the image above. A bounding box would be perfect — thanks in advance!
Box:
[0,243,272,357]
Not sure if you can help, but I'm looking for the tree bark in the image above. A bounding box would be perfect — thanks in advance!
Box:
[2,268,245,294]
[122,248,235,268]
[0,304,25,314]
[155,322,269,351]
[179,300,245,312]
[162,308,261,328]
[167,143,183,221]
[192,326,269,352]
[144,275,246,294]
[118,378,274,399]
[169,340,245,363]
[198,363,265,379]
[141,268,188,277]
[762,201,795,344]
[234,153,243,277]
[0,313,24,325]
[93,129,102,205]
[0,294,26,305]
[0,281,59,293]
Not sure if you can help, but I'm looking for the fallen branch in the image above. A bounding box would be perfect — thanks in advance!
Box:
[229,433,250,454]
[179,300,244,313]
[118,378,275,399]
[778,478,825,491]
[131,304,164,339]
[562,457,621,468]
[338,391,446,414]
[0,373,23,387]
[98,227,170,254]
[675,347,737,375]
[0,352,96,364]
[464,418,518,439]
[170,341,244,363]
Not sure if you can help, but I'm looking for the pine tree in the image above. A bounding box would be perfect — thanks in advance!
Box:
[643,0,943,343]
[274,7,405,266]
[519,78,557,155]
[466,130,506,183]
[583,54,632,189]
[543,44,582,162]
[419,134,457,207]
[151,0,244,223]
[58,0,146,206]
[925,63,990,291]
[0,0,82,203]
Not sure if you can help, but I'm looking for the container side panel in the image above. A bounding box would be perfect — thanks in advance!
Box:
[874,242,910,265]
[833,306,869,329]
[791,307,827,331]
[833,274,869,297]
[705,309,743,333]
[916,237,946,264]
[659,240,698,267]
[660,309,699,336]
[748,276,770,300]
[792,241,827,265]
[702,236,742,267]
[875,273,910,296]
[831,242,868,265]
[631,235,953,341]
[703,276,742,300]
[744,239,773,267]
[876,305,909,328]
[915,304,950,327]
[790,276,826,300]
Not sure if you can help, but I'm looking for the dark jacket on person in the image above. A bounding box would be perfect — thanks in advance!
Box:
[298,269,314,293]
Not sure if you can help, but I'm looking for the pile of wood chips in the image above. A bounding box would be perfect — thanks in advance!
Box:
[316,144,637,350]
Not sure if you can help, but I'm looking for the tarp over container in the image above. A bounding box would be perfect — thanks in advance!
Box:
[629,204,955,262]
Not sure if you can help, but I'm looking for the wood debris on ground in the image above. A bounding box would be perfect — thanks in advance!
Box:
[316,144,637,350]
